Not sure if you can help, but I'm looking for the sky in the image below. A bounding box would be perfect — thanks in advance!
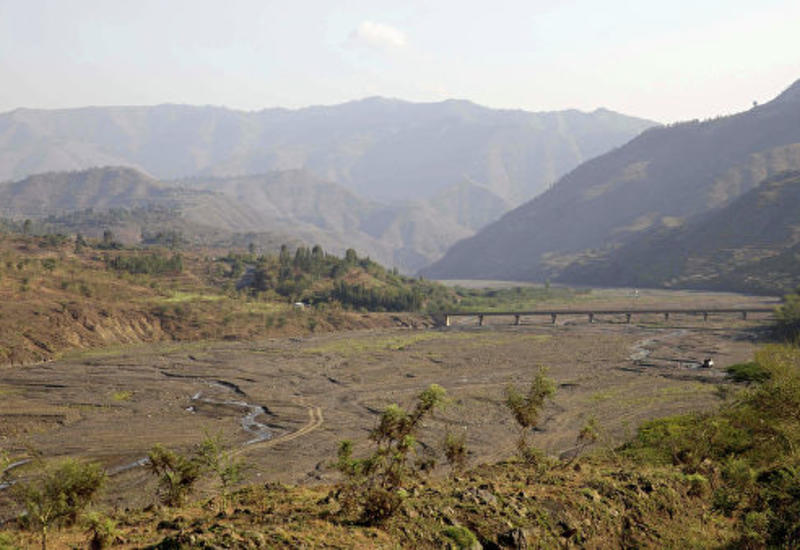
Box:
[0,0,799,123]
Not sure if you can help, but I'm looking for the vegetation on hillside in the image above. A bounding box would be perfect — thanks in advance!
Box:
[235,245,452,312]
[3,341,798,548]
[0,229,445,366]
[559,171,800,295]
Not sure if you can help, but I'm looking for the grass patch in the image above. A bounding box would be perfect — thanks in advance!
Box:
[725,361,770,383]
[159,291,225,304]
[112,390,133,401]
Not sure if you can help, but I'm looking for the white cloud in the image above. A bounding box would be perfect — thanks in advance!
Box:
[347,21,406,50]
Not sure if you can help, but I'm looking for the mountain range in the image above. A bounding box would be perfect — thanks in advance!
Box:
[422,78,800,291]
[0,99,656,271]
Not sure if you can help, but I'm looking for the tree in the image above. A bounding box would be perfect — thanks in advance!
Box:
[334,384,448,524]
[505,367,556,464]
[74,233,87,254]
[12,459,105,550]
[146,444,202,507]
[22,219,32,235]
[195,433,244,513]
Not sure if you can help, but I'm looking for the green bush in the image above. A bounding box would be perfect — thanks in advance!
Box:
[334,384,448,524]
[146,444,202,507]
[624,344,800,547]
[443,525,479,549]
[12,459,105,550]
[505,367,556,464]
[726,361,770,383]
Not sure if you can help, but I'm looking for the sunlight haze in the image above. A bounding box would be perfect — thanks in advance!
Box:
[1,0,799,122]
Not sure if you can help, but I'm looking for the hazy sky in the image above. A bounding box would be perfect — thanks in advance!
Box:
[1,0,799,122]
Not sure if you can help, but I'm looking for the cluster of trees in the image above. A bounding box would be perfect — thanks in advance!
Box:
[229,244,446,312]
[106,252,183,275]
[321,280,422,312]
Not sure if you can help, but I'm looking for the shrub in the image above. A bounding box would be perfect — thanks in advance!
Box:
[12,459,105,550]
[195,433,244,513]
[443,430,468,472]
[83,512,119,550]
[505,367,556,463]
[146,444,202,507]
[443,525,479,549]
[726,361,770,383]
[334,384,448,524]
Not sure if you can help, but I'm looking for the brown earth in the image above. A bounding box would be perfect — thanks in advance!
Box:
[0,303,773,517]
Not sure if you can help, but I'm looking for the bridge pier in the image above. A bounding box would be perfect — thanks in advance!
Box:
[703,311,708,322]
[741,311,748,320]
[445,315,451,327]
[514,314,521,326]
[625,312,631,324]
[551,313,557,324]
[664,312,670,321]
[478,314,484,327]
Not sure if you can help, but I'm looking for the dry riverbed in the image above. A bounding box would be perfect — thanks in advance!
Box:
[0,303,773,512]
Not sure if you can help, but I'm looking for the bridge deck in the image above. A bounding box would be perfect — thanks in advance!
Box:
[442,307,775,326]
[445,308,775,316]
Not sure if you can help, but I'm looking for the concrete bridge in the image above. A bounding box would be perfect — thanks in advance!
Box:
[441,307,776,327]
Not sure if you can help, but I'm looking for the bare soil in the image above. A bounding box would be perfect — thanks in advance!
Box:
[0,293,774,514]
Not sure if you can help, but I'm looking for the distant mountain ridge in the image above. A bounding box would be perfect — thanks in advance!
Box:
[0,98,655,207]
[421,78,800,283]
[0,100,655,271]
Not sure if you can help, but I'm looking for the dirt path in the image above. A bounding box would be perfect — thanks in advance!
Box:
[233,405,323,457]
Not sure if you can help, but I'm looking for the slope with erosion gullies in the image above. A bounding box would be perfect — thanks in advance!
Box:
[0,232,441,366]
[559,170,800,294]
[0,99,656,207]
[421,78,800,281]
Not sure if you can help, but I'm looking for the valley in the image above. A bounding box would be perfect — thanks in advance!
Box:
[0,289,775,516]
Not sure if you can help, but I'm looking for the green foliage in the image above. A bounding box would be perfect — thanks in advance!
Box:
[776,290,800,339]
[442,525,479,549]
[146,444,202,507]
[237,244,448,311]
[450,284,590,313]
[82,511,119,550]
[624,344,800,547]
[575,415,600,457]
[443,430,468,472]
[505,368,556,431]
[11,459,106,550]
[726,361,770,383]
[107,253,183,275]
[141,230,186,249]
[334,384,448,524]
[505,368,556,464]
[195,433,245,513]
[0,532,18,550]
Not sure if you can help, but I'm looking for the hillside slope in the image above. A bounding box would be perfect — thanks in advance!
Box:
[559,171,800,294]
[421,78,800,281]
